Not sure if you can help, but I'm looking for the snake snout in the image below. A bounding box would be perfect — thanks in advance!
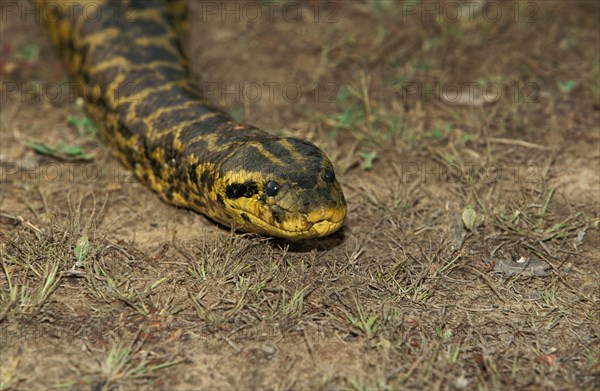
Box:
[306,203,347,237]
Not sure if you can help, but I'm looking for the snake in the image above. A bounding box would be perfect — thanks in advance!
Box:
[35,0,347,239]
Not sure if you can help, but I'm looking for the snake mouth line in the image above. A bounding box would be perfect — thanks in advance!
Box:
[238,207,346,239]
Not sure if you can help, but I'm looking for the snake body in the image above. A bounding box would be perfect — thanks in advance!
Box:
[36,0,346,239]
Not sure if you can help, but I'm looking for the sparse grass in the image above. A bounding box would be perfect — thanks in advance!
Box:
[74,335,183,390]
[0,255,61,318]
[67,114,98,137]
[0,356,20,391]
[87,258,161,316]
[321,80,408,144]
[345,296,380,338]
[184,234,257,283]
[0,232,64,321]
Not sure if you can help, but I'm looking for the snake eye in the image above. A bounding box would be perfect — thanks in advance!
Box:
[265,180,280,197]
[324,168,336,182]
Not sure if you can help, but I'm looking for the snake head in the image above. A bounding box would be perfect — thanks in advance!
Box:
[215,136,347,239]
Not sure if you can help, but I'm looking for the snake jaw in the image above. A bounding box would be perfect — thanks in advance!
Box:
[225,197,346,239]
[305,204,347,238]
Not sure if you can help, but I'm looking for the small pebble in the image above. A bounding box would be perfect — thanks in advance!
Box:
[262,343,276,355]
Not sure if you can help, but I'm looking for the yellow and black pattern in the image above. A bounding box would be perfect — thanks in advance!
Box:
[36,0,346,239]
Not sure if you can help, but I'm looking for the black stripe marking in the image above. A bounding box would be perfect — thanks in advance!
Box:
[240,213,251,223]
[225,181,259,199]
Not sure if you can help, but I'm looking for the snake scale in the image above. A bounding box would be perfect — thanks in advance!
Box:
[35,0,347,239]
